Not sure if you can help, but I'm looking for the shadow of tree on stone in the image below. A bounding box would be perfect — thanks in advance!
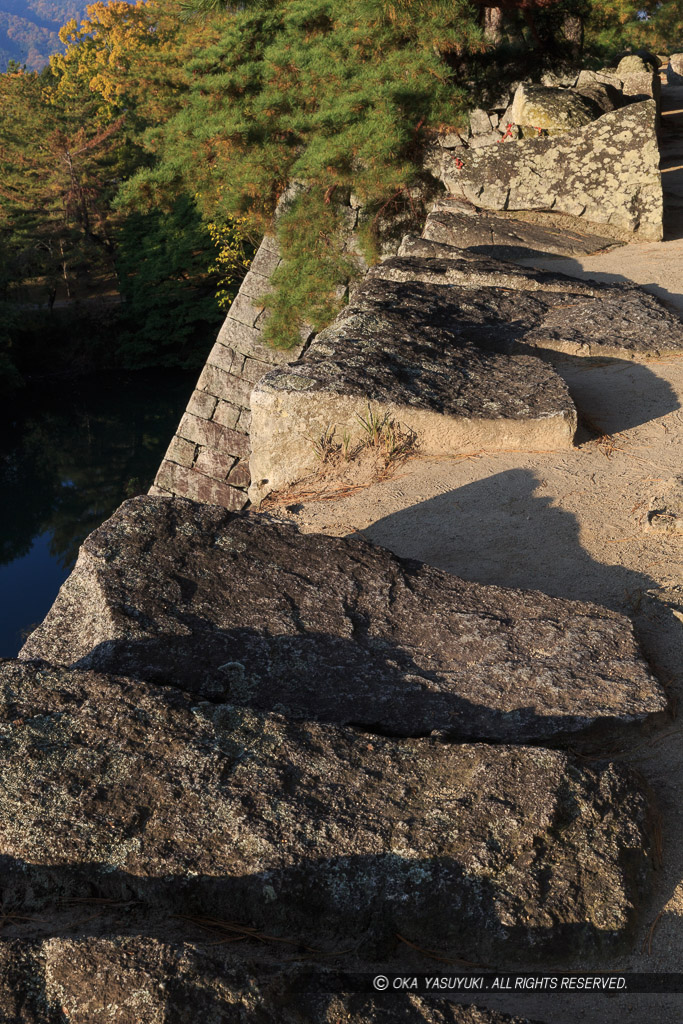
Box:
[508,253,683,319]
[0,884,499,1023]
[0,850,647,967]
[66,619,662,746]
[0,845,648,1019]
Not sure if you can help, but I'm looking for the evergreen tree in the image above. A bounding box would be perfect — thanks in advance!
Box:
[0,62,124,303]
[0,234,24,396]
[0,3,232,372]
[644,1,683,53]
[119,0,484,346]
[114,195,225,367]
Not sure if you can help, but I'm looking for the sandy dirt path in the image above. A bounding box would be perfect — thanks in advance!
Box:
[261,80,683,1024]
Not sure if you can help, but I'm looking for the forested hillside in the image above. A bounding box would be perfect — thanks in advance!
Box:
[1,0,681,397]
[0,0,84,70]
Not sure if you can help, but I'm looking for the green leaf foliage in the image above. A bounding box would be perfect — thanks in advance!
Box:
[2,0,679,370]
[114,194,224,367]
[262,187,361,349]
[120,0,482,345]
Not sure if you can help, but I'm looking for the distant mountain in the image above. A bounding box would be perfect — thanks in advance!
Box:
[0,0,84,71]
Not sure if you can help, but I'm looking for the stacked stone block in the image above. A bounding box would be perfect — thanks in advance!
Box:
[150,235,307,509]
[423,63,662,181]
[439,100,663,241]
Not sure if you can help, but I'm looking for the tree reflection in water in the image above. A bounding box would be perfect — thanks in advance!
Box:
[0,369,195,655]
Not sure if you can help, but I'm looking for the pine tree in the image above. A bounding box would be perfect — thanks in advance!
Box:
[118,0,485,346]
[114,195,225,367]
[0,63,125,303]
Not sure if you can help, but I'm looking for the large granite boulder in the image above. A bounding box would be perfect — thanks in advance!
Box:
[620,71,661,106]
[576,68,623,92]
[244,273,576,499]
[394,236,683,361]
[0,940,547,1024]
[470,107,497,135]
[440,101,663,241]
[0,658,656,964]
[612,54,662,105]
[573,72,623,114]
[244,220,683,494]
[616,54,655,76]
[393,236,608,291]
[510,84,600,132]
[520,289,683,359]
[19,498,666,743]
[614,50,661,72]
[422,200,622,259]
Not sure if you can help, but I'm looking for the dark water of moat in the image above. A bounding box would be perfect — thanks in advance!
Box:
[0,369,197,657]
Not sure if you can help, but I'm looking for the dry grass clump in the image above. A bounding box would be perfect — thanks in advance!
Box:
[309,405,418,471]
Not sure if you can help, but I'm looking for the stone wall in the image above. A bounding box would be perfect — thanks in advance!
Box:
[439,100,663,240]
[152,68,668,511]
[246,235,683,503]
[150,235,309,509]
[424,60,661,173]
[10,498,665,979]
[4,54,681,1022]
[668,54,683,84]
[149,188,429,510]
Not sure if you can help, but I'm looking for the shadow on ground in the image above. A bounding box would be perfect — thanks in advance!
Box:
[519,352,680,434]
[359,468,656,611]
[513,255,683,316]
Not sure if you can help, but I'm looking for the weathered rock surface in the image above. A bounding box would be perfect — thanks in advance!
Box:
[390,240,604,292]
[439,101,663,241]
[20,497,666,742]
[247,224,683,495]
[520,288,683,360]
[620,69,661,105]
[393,238,683,360]
[470,106,496,135]
[616,54,655,76]
[510,84,601,131]
[0,940,546,1024]
[668,54,683,85]
[540,68,580,89]
[573,73,623,114]
[0,657,656,963]
[614,50,661,72]
[612,55,662,106]
[422,201,621,259]
[246,274,576,498]
[469,130,503,149]
[578,68,623,92]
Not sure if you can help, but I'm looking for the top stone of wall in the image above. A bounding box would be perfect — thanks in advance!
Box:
[440,100,663,241]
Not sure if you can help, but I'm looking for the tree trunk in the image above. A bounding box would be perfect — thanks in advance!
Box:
[59,239,72,300]
[483,6,504,44]
[562,13,583,54]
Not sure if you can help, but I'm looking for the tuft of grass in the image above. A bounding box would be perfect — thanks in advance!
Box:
[355,404,418,466]
[341,429,362,462]
[307,425,338,464]
[308,406,418,473]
